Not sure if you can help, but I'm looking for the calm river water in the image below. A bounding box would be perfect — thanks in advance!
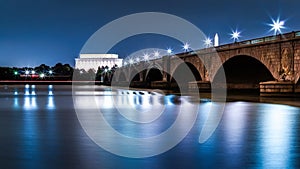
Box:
[0,85,299,169]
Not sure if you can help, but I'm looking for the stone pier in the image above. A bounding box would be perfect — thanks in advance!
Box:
[259,81,295,97]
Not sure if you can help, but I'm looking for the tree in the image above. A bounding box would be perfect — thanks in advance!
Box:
[95,66,104,81]
[63,64,73,76]
[33,64,50,77]
[52,63,64,75]
[109,64,118,81]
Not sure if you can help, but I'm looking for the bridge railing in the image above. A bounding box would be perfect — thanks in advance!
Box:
[217,31,300,50]
[120,31,300,68]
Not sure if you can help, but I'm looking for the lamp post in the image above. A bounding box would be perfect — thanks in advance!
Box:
[143,53,149,61]
[167,48,172,55]
[268,17,286,80]
[231,30,241,43]
[129,58,134,65]
[269,17,285,35]
[40,73,45,79]
[182,42,190,52]
[204,37,212,48]
[153,51,160,59]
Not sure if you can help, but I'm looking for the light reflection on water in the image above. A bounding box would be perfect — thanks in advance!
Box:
[0,85,300,168]
[13,97,19,108]
[47,96,55,109]
[222,102,247,153]
[257,104,297,168]
[23,96,37,110]
[11,85,56,110]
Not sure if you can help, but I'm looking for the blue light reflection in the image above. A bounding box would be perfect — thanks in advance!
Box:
[47,96,55,109]
[257,104,296,168]
[23,96,37,110]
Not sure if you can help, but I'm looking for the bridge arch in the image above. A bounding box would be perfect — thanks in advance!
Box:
[145,67,163,82]
[215,50,279,81]
[213,55,275,89]
[144,63,164,81]
[170,58,204,81]
[170,62,202,90]
[171,62,202,82]
[129,68,140,82]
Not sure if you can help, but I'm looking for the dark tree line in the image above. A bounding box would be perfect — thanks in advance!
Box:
[0,67,16,80]
[0,63,73,80]
[0,63,118,82]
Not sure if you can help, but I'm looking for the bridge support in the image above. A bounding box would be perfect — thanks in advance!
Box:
[260,81,295,97]
[188,81,211,92]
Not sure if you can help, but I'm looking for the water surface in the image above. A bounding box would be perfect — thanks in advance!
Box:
[0,85,299,169]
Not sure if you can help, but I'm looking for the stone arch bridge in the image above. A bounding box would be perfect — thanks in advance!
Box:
[112,31,300,93]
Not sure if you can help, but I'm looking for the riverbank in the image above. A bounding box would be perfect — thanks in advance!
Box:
[1,84,299,107]
[112,86,300,107]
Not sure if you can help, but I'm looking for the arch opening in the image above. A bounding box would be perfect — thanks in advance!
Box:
[128,69,142,87]
[144,68,164,88]
[214,55,274,92]
[145,68,163,82]
[171,62,202,91]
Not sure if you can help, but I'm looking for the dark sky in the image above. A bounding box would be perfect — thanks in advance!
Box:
[0,0,299,67]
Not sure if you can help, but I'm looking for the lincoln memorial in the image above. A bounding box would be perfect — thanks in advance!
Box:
[75,54,123,71]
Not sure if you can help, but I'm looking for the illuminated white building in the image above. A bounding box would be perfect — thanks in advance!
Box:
[75,54,123,71]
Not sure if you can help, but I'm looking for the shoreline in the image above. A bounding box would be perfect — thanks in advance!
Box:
[0,83,299,108]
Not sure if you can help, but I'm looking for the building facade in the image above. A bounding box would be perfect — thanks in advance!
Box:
[75,54,123,71]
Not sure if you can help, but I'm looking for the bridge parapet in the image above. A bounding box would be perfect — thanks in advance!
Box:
[216,31,300,51]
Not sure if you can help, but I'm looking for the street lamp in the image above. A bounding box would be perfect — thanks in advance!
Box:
[231,30,241,42]
[153,51,160,58]
[129,59,134,65]
[182,42,190,52]
[269,17,285,35]
[136,57,140,62]
[40,73,45,78]
[143,53,149,61]
[204,37,212,48]
[167,48,172,55]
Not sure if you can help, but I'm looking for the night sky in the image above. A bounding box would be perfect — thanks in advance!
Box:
[0,0,299,67]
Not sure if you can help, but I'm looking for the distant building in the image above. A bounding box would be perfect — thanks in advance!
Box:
[75,54,123,71]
